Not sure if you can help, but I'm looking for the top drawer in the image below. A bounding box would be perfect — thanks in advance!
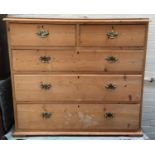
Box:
[9,24,76,46]
[79,25,146,47]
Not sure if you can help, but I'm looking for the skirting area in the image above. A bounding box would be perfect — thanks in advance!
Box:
[4,128,149,140]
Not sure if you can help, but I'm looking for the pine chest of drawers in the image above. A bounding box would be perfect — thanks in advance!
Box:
[4,17,149,136]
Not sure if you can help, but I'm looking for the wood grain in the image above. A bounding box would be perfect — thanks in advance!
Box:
[16,103,140,131]
[80,25,146,47]
[12,49,144,72]
[14,74,142,102]
[13,130,143,136]
[10,23,76,46]
[4,18,148,136]
[3,17,149,24]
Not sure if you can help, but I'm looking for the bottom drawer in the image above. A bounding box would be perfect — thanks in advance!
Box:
[16,103,140,131]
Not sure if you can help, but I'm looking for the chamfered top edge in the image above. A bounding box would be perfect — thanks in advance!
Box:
[3,17,150,24]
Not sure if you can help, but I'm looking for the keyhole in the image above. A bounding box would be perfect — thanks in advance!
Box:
[128,95,132,101]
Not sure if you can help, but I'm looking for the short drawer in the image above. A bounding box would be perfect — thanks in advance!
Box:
[12,50,144,73]
[9,23,76,46]
[17,103,140,131]
[80,25,146,47]
[14,74,142,102]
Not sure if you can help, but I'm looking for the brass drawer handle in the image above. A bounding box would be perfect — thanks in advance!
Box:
[42,112,52,119]
[105,56,118,63]
[40,82,52,90]
[40,56,51,63]
[105,83,117,90]
[36,29,49,38]
[104,112,114,119]
[107,28,118,39]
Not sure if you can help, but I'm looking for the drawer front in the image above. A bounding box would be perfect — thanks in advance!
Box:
[12,50,144,72]
[14,75,142,102]
[10,23,76,46]
[17,103,140,131]
[80,25,146,47]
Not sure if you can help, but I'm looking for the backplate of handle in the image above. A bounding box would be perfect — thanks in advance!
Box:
[41,112,52,119]
[40,56,51,63]
[104,112,114,119]
[107,28,118,39]
[40,82,52,90]
[105,83,117,90]
[36,29,49,38]
[105,56,118,63]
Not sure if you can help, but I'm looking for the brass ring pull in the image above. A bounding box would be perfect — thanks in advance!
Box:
[105,56,118,63]
[40,56,51,63]
[40,82,52,90]
[105,83,117,90]
[42,112,52,119]
[36,29,49,38]
[107,29,118,39]
[104,112,114,119]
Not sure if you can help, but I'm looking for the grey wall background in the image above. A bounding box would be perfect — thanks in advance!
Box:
[9,14,155,139]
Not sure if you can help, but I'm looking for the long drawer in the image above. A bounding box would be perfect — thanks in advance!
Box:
[14,74,142,102]
[80,25,146,47]
[9,23,76,46]
[17,103,140,131]
[12,49,144,72]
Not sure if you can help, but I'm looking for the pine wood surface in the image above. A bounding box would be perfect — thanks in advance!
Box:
[5,18,149,136]
[12,49,144,72]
